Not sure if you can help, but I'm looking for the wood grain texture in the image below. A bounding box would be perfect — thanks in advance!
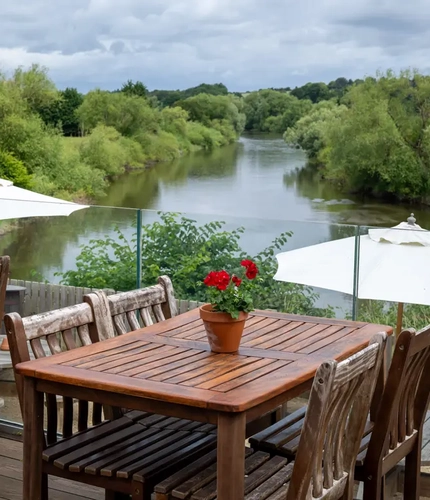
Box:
[14,309,393,413]
[358,325,430,499]
[153,334,386,500]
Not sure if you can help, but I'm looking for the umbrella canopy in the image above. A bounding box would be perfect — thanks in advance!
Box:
[0,178,88,220]
[274,214,430,327]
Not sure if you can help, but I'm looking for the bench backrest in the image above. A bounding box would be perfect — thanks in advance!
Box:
[87,276,177,339]
[364,325,430,471]
[287,333,387,500]
[4,297,113,445]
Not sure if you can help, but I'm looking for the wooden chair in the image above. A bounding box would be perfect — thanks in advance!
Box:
[153,333,387,500]
[5,297,216,500]
[355,326,430,499]
[249,326,430,499]
[105,275,178,336]
[0,255,10,322]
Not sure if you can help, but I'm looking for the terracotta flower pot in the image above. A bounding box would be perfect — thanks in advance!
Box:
[199,303,248,353]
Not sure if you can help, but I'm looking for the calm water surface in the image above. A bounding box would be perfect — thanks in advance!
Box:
[3,135,430,313]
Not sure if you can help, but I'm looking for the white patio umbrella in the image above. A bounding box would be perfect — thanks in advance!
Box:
[0,178,88,351]
[274,214,430,335]
[0,178,88,220]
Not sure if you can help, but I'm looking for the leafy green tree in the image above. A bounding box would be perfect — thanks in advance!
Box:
[290,82,332,103]
[11,64,59,114]
[149,83,228,108]
[323,71,430,199]
[327,77,353,97]
[76,90,160,136]
[243,90,311,132]
[284,100,347,158]
[39,87,83,136]
[120,80,148,98]
[176,94,245,137]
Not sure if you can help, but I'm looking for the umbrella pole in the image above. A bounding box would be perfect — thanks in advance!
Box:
[396,302,404,338]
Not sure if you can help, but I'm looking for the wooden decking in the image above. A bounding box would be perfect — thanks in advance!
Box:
[0,437,104,500]
[2,413,430,499]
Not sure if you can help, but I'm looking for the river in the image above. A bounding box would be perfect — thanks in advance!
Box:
[2,134,430,314]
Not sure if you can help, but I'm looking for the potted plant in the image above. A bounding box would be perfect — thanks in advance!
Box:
[200,259,259,353]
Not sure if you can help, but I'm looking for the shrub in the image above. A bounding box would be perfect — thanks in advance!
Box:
[0,150,32,188]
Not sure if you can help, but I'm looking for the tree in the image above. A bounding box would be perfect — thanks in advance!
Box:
[39,87,83,136]
[11,64,59,114]
[290,82,332,103]
[322,71,430,199]
[176,94,245,136]
[149,83,229,108]
[243,90,311,132]
[76,89,160,136]
[120,80,148,98]
[284,100,347,158]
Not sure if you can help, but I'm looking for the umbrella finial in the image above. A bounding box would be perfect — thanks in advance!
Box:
[407,213,416,226]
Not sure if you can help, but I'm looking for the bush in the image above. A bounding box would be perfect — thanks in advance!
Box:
[59,213,333,317]
[79,125,134,176]
[0,150,32,188]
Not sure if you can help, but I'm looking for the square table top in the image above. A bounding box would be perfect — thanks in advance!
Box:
[16,309,392,412]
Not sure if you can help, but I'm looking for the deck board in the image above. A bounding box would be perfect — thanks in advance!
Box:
[2,413,430,499]
[0,437,103,500]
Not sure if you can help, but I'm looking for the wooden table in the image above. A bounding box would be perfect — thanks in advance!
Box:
[16,309,392,500]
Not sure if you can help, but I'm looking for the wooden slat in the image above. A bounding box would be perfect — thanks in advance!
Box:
[0,437,103,500]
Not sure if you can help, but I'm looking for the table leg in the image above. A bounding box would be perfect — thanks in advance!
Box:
[23,377,44,500]
[217,412,246,499]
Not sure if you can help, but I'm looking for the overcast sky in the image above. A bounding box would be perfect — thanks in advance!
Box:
[0,0,428,92]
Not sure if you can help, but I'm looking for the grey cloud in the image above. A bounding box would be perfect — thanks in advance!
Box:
[0,0,430,91]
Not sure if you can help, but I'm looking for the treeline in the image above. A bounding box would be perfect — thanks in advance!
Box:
[284,70,430,202]
[3,64,427,203]
[0,66,245,200]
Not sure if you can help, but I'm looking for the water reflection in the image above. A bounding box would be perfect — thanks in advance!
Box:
[3,135,430,285]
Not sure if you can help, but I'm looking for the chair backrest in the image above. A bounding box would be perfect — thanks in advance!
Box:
[287,333,387,500]
[88,276,178,338]
[0,255,10,321]
[364,325,430,472]
[4,297,114,445]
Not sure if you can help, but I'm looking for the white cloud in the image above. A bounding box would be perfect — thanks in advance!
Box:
[0,0,429,91]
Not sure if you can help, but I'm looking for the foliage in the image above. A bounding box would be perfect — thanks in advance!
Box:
[284,70,430,201]
[323,71,430,199]
[149,83,228,108]
[39,87,83,136]
[59,213,334,317]
[357,301,430,332]
[243,90,312,132]
[176,93,245,137]
[0,150,32,188]
[10,64,59,114]
[120,80,148,98]
[290,82,333,103]
[284,100,347,158]
[78,125,146,176]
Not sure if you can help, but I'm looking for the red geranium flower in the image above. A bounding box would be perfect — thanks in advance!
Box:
[216,270,230,290]
[232,275,242,287]
[241,259,258,280]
